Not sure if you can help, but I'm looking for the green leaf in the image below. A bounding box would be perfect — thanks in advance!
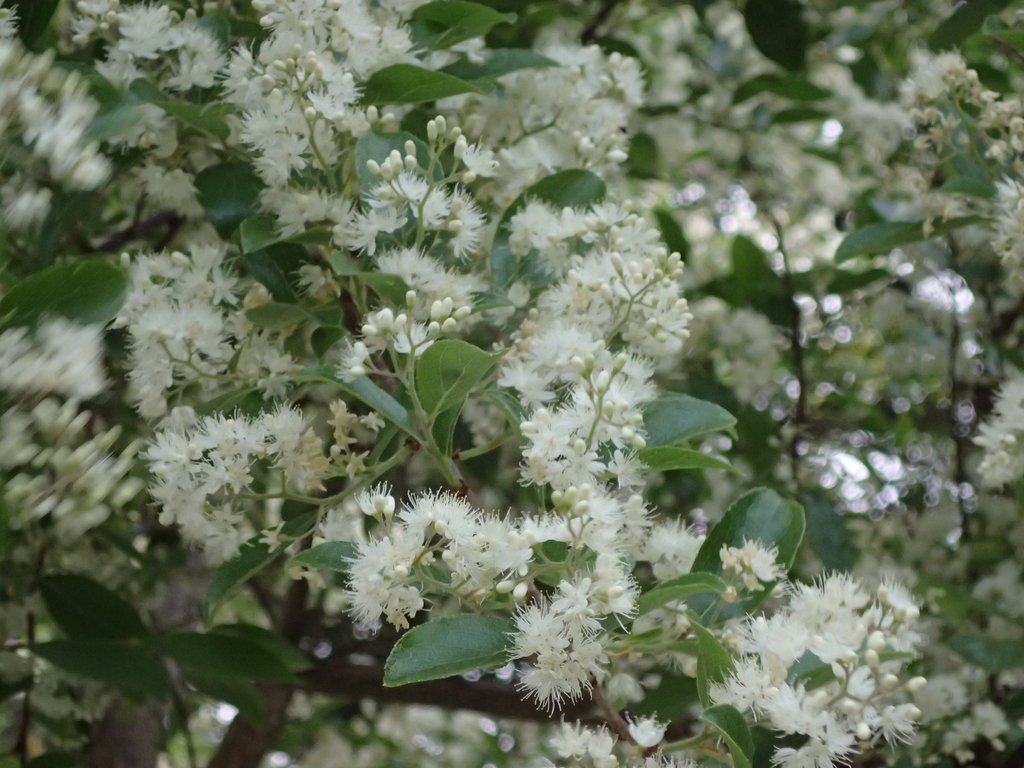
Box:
[491,169,607,286]
[128,79,233,141]
[32,640,168,700]
[826,267,891,294]
[183,669,264,722]
[354,131,434,196]
[744,0,808,71]
[949,635,1024,672]
[415,339,496,416]
[652,208,690,260]
[772,107,829,124]
[733,74,829,103]
[300,366,420,440]
[693,488,806,576]
[211,626,311,671]
[637,573,727,615]
[441,49,556,84]
[627,132,660,179]
[204,539,278,623]
[384,614,514,686]
[692,620,734,707]
[361,64,480,105]
[357,272,413,306]
[239,215,281,253]
[195,162,264,238]
[202,511,316,622]
[147,632,295,682]
[242,244,304,303]
[27,753,79,768]
[0,261,127,328]
[289,541,358,572]
[638,446,733,473]
[211,623,311,674]
[929,0,1011,49]
[10,0,59,47]
[701,704,754,768]
[410,1,514,49]
[39,575,148,641]
[802,492,857,572]
[245,302,312,330]
[641,393,736,447]
[834,216,985,262]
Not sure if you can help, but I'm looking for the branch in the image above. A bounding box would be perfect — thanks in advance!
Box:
[580,0,622,43]
[590,677,633,742]
[85,209,185,254]
[773,217,808,485]
[303,655,598,723]
[946,237,973,542]
[206,577,309,768]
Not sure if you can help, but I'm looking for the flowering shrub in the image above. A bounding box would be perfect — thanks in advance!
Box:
[0,1,1022,767]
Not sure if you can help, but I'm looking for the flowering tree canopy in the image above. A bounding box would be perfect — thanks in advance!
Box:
[1,0,1023,766]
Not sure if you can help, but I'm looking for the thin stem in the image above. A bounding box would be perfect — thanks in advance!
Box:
[590,677,633,743]
[773,216,807,486]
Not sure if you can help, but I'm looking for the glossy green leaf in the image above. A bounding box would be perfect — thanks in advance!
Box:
[245,302,312,330]
[203,511,317,622]
[195,162,264,238]
[491,169,606,286]
[693,620,734,707]
[148,631,295,682]
[744,0,808,71]
[693,488,806,576]
[39,574,148,641]
[416,339,496,416]
[239,215,281,253]
[242,243,304,303]
[802,492,857,572]
[384,614,514,686]
[0,261,127,328]
[826,267,891,294]
[183,669,264,722]
[410,1,514,49]
[949,634,1024,672]
[641,393,736,447]
[301,365,420,440]
[357,272,413,306]
[638,446,733,473]
[354,131,434,196]
[442,49,556,84]
[701,704,754,768]
[289,541,358,572]
[652,207,690,260]
[32,640,168,700]
[361,64,480,105]
[835,216,985,262]
[637,573,727,615]
[733,74,829,103]
[929,0,1011,49]
[129,79,232,141]
[10,0,59,47]
[212,623,311,674]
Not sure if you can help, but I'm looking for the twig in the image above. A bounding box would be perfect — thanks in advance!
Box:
[580,0,622,43]
[590,677,633,743]
[773,217,807,485]
[85,209,185,253]
[946,237,972,542]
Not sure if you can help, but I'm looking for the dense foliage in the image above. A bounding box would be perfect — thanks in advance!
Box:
[1,0,1023,767]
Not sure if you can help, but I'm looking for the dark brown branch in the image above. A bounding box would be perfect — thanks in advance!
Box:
[590,677,633,742]
[580,0,622,43]
[304,656,597,723]
[207,578,309,768]
[85,209,185,254]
